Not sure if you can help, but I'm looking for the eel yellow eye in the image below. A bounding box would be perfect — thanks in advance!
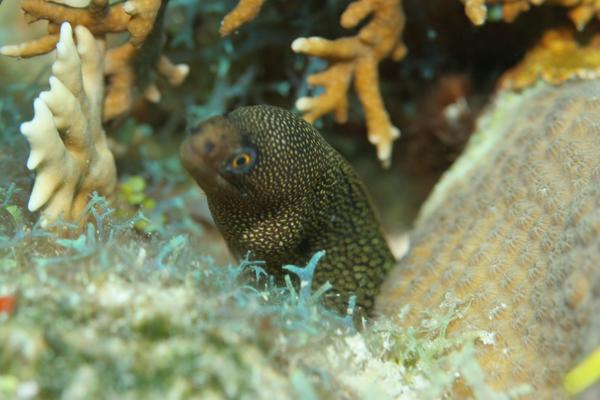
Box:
[232,153,252,168]
[226,147,257,174]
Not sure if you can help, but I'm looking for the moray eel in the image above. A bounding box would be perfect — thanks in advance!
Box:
[180,105,394,314]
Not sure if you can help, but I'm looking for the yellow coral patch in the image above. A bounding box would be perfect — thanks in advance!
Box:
[500,29,600,90]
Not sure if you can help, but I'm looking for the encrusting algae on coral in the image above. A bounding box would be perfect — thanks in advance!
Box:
[20,22,116,226]
[292,0,406,168]
[1,0,189,121]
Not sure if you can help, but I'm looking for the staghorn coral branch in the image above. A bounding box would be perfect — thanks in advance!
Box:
[19,0,130,35]
[19,0,161,46]
[296,61,354,124]
[52,0,93,6]
[21,22,117,226]
[220,0,266,36]
[0,34,59,57]
[463,0,487,25]
[293,0,405,167]
[293,37,369,60]
[123,0,162,47]
[354,55,399,164]
[1,0,189,121]
[157,54,190,85]
[103,42,136,120]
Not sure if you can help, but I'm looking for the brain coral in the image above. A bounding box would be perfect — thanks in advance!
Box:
[377,79,600,396]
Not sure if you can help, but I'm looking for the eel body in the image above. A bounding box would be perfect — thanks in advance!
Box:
[180,105,394,314]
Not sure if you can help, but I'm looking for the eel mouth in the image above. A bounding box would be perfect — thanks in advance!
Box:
[181,138,221,192]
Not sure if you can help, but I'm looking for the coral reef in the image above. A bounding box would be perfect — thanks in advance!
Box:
[500,29,600,90]
[377,79,600,396]
[3,0,600,397]
[292,0,406,167]
[462,0,600,29]
[1,0,189,121]
[20,22,116,226]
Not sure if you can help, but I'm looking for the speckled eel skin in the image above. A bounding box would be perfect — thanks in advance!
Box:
[180,105,394,315]
[377,80,600,397]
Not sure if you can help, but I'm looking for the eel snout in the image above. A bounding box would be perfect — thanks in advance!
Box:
[180,116,242,192]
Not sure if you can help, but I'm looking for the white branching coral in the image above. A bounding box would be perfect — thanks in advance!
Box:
[21,22,117,226]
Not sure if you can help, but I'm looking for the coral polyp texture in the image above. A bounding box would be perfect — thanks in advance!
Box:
[377,79,600,396]
[21,23,116,226]
[292,0,406,167]
[462,0,600,29]
[500,29,600,90]
[1,0,189,121]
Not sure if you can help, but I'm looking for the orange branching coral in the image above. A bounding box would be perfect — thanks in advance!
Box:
[463,0,487,25]
[220,0,266,36]
[500,29,600,90]
[292,0,406,167]
[0,0,189,121]
[462,0,532,24]
[462,0,600,29]
[124,0,162,47]
[554,0,600,29]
